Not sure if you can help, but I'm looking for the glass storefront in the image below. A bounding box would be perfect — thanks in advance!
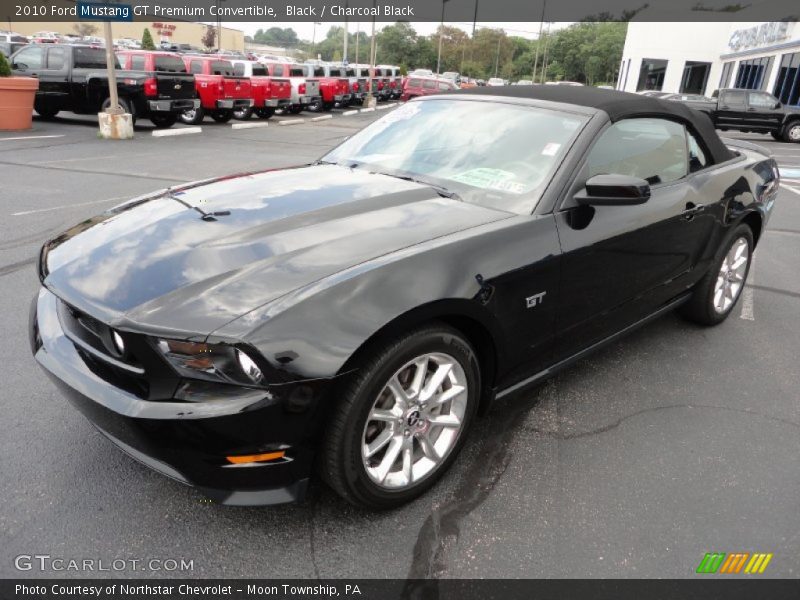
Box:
[734,56,774,90]
[636,58,668,91]
[680,61,711,94]
[773,51,800,107]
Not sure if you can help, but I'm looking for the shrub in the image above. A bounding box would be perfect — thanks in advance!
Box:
[0,53,12,77]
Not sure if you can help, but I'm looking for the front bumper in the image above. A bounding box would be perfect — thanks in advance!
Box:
[30,288,332,506]
[148,99,200,113]
[215,98,254,110]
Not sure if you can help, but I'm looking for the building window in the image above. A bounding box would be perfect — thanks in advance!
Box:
[636,58,668,91]
[773,52,800,107]
[734,56,774,90]
[680,61,711,94]
[718,61,734,90]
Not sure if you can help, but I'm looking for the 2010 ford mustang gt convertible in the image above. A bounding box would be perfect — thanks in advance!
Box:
[31,86,778,509]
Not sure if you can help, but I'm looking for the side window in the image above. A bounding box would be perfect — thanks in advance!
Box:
[273,64,283,76]
[46,47,66,70]
[747,92,777,108]
[12,46,44,70]
[422,79,436,89]
[130,55,146,71]
[438,82,450,91]
[408,78,421,87]
[189,61,203,75]
[587,118,688,186]
[233,63,245,77]
[720,90,746,109]
[687,131,708,173]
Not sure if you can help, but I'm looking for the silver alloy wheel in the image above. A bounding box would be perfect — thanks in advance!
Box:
[713,237,749,313]
[361,352,468,490]
[182,108,197,122]
[788,123,800,142]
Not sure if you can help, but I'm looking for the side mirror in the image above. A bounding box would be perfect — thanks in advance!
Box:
[773,101,781,109]
[574,174,651,206]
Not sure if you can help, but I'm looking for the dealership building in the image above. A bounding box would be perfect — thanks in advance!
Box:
[617,19,800,107]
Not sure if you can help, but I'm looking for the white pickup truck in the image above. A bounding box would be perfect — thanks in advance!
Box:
[262,61,321,114]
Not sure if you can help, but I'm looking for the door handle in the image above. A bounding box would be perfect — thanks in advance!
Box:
[747,108,757,112]
[683,202,704,220]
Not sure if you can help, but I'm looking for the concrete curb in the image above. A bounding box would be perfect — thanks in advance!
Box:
[278,119,305,126]
[311,115,334,121]
[152,127,202,137]
[360,107,376,114]
[231,122,269,130]
[341,110,359,116]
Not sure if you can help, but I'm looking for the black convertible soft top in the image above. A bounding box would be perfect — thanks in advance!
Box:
[455,85,735,164]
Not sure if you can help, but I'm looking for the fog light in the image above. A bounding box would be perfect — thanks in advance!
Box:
[112,331,125,355]
[236,349,263,384]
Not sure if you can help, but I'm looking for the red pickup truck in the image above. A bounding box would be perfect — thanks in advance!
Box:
[298,64,350,111]
[179,56,254,124]
[229,59,291,120]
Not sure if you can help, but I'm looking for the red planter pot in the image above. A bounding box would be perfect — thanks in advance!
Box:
[0,76,39,131]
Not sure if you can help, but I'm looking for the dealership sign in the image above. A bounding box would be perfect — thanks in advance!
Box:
[728,22,792,51]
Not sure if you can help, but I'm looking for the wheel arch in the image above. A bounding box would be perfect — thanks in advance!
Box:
[336,299,503,414]
[739,210,763,247]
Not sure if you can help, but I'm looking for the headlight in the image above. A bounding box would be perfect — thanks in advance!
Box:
[156,338,265,386]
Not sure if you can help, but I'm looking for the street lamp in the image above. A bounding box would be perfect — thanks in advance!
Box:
[436,0,450,75]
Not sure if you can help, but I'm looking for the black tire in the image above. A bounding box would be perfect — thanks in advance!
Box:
[34,101,59,119]
[255,107,275,119]
[289,105,303,115]
[180,105,205,125]
[233,106,253,120]
[211,109,233,123]
[320,324,480,509]
[782,120,800,143]
[770,131,782,140]
[149,113,177,129]
[101,97,136,125]
[323,102,335,112]
[679,224,754,326]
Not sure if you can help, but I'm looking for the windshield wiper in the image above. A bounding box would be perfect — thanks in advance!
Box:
[373,171,462,201]
[166,192,230,222]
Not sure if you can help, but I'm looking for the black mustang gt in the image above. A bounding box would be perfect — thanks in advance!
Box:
[31,86,778,509]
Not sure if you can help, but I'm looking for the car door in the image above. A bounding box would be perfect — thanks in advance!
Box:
[553,117,713,360]
[716,89,747,129]
[38,46,70,112]
[746,91,784,132]
[10,45,45,82]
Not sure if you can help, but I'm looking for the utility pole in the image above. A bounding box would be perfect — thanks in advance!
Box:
[493,34,500,78]
[532,0,546,82]
[436,0,450,75]
[540,21,551,83]
[343,1,349,63]
[355,22,360,64]
[367,0,377,108]
[103,22,119,113]
[472,0,479,36]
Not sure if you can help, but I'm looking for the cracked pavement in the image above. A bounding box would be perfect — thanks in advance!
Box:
[1,115,799,579]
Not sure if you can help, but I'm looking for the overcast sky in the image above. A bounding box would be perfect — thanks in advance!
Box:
[223,21,569,43]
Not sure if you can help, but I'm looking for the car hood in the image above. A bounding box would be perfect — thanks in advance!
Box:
[42,164,510,338]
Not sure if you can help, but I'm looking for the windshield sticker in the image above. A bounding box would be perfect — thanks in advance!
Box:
[541,142,561,156]
[452,168,527,194]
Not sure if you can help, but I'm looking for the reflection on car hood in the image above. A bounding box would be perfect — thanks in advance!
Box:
[43,164,510,337]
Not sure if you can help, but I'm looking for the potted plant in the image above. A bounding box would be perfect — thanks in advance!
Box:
[0,52,39,131]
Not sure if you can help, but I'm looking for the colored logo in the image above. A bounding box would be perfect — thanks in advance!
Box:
[696,552,773,574]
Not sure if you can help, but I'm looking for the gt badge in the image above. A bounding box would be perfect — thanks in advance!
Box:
[526,292,546,308]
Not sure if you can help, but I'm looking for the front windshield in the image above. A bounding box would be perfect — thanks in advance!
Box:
[322,98,588,213]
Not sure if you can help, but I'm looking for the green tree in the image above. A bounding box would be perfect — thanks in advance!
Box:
[253,27,300,47]
[72,23,98,38]
[201,25,217,50]
[141,28,156,51]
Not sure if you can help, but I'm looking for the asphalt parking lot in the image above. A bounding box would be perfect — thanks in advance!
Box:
[2,111,800,579]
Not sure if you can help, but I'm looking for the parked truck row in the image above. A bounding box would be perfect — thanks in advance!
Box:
[9,44,405,129]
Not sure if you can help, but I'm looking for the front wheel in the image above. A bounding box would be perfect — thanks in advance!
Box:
[321,324,480,509]
[782,120,800,143]
[101,97,136,125]
[233,106,252,120]
[34,101,59,119]
[255,107,275,119]
[211,109,233,123]
[180,105,205,125]
[679,224,753,326]
[149,113,177,129]
[289,105,304,115]
[770,131,782,140]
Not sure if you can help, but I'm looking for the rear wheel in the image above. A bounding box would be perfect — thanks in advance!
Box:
[783,120,800,143]
[211,109,233,123]
[679,224,753,326]
[101,97,136,125]
[149,113,177,129]
[180,105,205,125]
[34,101,59,119]
[289,105,303,115]
[321,324,480,509]
[255,107,275,119]
[233,106,252,120]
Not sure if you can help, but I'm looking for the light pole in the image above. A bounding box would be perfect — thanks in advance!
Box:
[343,1,349,63]
[472,0,479,36]
[493,34,500,78]
[532,0,546,82]
[355,22,360,64]
[312,21,321,60]
[436,0,450,75]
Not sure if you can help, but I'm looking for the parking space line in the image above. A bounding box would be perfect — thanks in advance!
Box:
[231,122,268,130]
[783,184,800,196]
[12,195,131,217]
[0,135,65,142]
[152,127,202,137]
